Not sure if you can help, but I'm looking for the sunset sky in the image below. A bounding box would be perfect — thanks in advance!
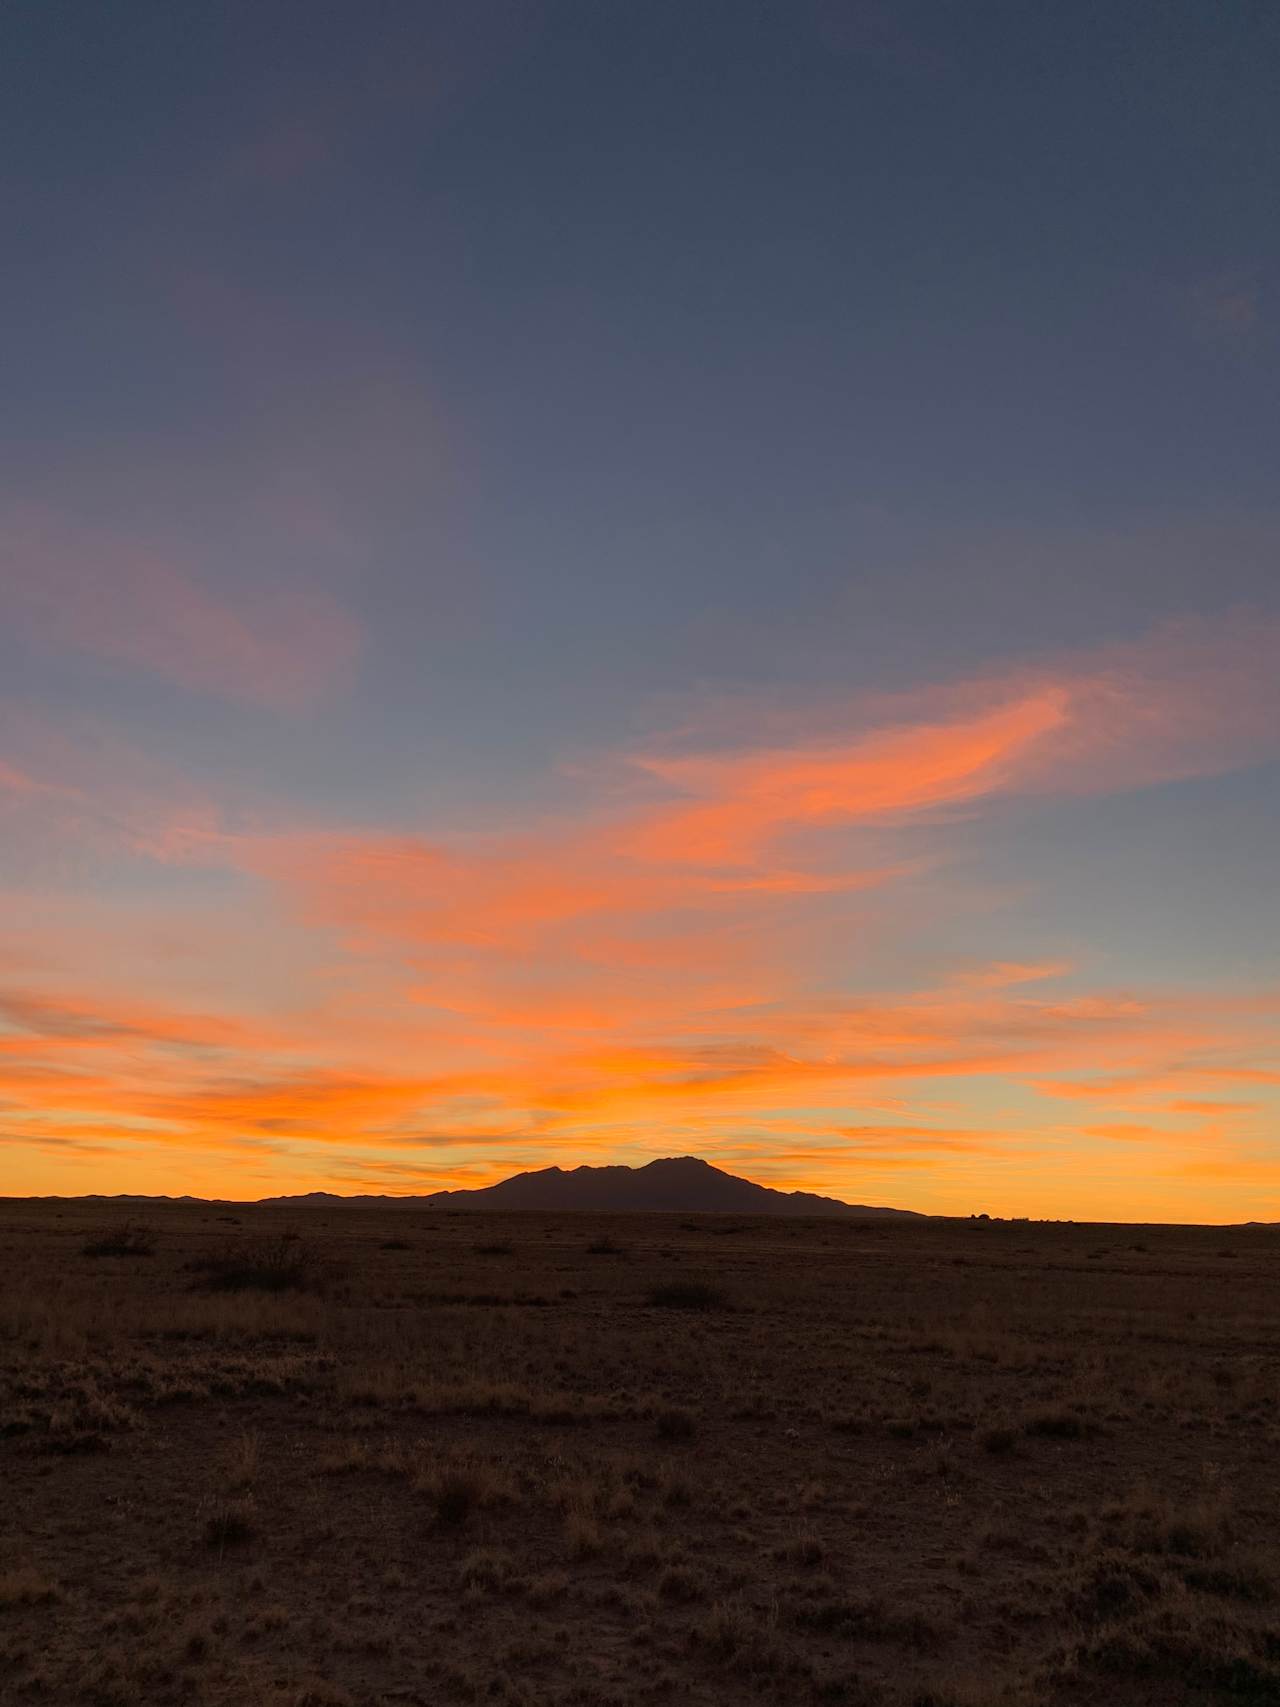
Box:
[3,2,1278,1219]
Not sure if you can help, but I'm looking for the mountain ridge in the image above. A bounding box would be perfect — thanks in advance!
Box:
[55,1157,922,1217]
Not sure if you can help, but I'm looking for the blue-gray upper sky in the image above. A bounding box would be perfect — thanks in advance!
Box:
[2,2,1278,1216]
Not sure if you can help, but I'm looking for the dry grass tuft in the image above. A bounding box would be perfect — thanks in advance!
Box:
[0,1568,60,1607]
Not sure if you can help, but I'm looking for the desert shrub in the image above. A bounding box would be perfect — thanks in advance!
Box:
[1067,1612,1280,1697]
[473,1241,514,1256]
[655,1406,697,1441]
[317,1439,373,1476]
[417,1457,513,1526]
[565,1510,603,1557]
[794,1596,940,1647]
[433,1471,483,1527]
[225,1430,260,1490]
[379,1238,412,1251]
[979,1425,1017,1455]
[1182,1563,1274,1604]
[776,1532,825,1568]
[188,1235,319,1293]
[203,1498,256,1548]
[586,1235,624,1255]
[646,1281,726,1310]
[1070,1555,1165,1624]
[422,1289,551,1307]
[1024,1408,1086,1439]
[0,1568,60,1607]
[658,1563,707,1602]
[524,1571,570,1607]
[696,1601,789,1675]
[291,1685,354,1707]
[1105,1490,1234,1560]
[459,1548,515,1591]
[82,1222,156,1258]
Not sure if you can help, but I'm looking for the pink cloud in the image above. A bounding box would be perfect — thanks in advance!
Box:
[1,506,361,710]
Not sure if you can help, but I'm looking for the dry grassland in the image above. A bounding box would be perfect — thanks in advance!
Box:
[2,1203,1279,1705]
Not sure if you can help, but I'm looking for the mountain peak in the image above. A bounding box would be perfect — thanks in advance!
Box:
[258,1157,920,1217]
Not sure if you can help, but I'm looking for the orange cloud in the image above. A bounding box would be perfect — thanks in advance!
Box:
[948,960,1073,990]
[4,610,1280,1215]
[626,690,1071,863]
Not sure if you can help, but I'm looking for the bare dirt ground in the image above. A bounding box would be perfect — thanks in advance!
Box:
[2,1203,1279,1706]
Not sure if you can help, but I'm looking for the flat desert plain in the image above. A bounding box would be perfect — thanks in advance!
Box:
[2,1203,1278,1706]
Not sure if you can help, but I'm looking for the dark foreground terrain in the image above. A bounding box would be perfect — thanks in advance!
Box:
[2,1203,1279,1706]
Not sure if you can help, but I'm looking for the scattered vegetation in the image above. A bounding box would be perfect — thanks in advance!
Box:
[3,1202,1278,1706]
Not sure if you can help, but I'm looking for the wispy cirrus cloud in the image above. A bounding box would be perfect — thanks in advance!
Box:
[2,505,360,711]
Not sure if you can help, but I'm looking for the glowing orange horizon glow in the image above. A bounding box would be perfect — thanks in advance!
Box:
[2,613,1279,1221]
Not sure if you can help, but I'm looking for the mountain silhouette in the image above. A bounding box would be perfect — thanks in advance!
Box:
[258,1156,921,1216]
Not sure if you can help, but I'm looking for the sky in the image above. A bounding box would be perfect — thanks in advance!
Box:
[2,1,1279,1220]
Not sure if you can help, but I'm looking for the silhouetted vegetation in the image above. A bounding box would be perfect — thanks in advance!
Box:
[187,1234,319,1292]
[646,1280,726,1310]
[203,1499,256,1548]
[655,1406,697,1441]
[81,1222,155,1258]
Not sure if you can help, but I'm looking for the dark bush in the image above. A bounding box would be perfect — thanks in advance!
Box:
[655,1407,697,1441]
[82,1222,156,1258]
[429,1468,493,1526]
[1182,1564,1274,1604]
[188,1235,319,1292]
[646,1281,726,1310]
[980,1425,1017,1455]
[203,1499,256,1548]
[1024,1409,1085,1439]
